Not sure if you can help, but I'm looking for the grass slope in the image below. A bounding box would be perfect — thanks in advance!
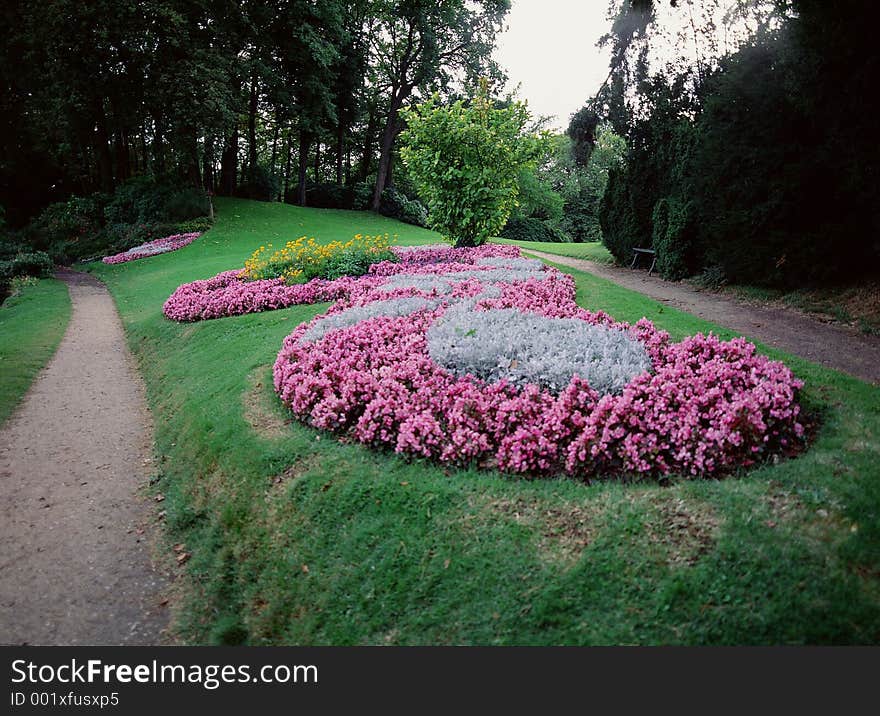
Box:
[0,279,71,425]
[494,239,614,264]
[89,198,880,645]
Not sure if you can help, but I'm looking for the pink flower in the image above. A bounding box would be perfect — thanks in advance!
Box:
[166,243,807,479]
[103,232,202,264]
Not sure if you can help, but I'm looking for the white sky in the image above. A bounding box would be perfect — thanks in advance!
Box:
[493,1,613,131]
[493,0,764,131]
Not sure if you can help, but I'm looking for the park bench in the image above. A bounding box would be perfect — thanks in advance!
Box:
[630,247,657,276]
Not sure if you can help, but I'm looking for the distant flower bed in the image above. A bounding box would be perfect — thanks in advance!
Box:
[268,244,806,479]
[102,232,201,265]
[162,241,522,322]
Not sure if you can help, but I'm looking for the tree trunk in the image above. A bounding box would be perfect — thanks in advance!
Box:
[336,119,345,185]
[371,100,402,210]
[94,98,114,192]
[202,136,216,193]
[314,142,321,183]
[269,114,280,177]
[114,129,130,183]
[219,130,238,196]
[359,100,377,182]
[247,74,258,180]
[283,128,293,203]
[297,130,310,206]
[139,123,149,174]
[176,124,201,188]
[152,112,167,176]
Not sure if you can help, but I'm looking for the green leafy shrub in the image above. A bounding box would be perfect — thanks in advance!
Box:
[20,179,211,263]
[558,123,627,243]
[0,250,54,281]
[174,217,214,234]
[0,236,29,260]
[400,81,550,246]
[237,165,280,202]
[99,222,181,256]
[104,176,209,224]
[306,182,353,209]
[499,217,570,243]
[379,188,428,227]
[351,182,374,210]
[23,195,107,263]
[561,194,603,243]
[511,167,564,224]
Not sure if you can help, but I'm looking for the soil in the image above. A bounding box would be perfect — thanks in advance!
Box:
[527,251,880,385]
[0,270,170,645]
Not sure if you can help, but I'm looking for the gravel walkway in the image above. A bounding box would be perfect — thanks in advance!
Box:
[527,251,880,385]
[0,270,169,645]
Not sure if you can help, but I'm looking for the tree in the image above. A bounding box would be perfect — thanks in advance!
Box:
[400,81,549,247]
[555,124,626,242]
[367,0,510,211]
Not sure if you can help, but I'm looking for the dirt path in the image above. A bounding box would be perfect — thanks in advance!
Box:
[527,251,880,385]
[0,270,169,645]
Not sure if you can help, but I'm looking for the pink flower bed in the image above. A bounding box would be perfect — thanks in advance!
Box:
[162,243,522,322]
[163,241,806,479]
[268,247,805,480]
[103,232,202,265]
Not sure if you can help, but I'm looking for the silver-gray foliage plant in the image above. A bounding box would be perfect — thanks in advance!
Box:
[381,266,548,294]
[427,307,652,394]
[302,296,442,343]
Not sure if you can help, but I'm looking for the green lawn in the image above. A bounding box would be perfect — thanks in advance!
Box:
[0,278,71,425]
[88,197,880,645]
[493,238,614,264]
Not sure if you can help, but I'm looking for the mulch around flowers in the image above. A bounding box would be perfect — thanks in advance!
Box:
[0,270,171,645]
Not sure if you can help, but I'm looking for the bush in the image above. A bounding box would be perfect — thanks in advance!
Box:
[379,188,429,228]
[561,194,603,243]
[500,217,570,243]
[23,195,107,263]
[175,216,214,234]
[400,82,550,246]
[0,236,29,260]
[19,179,212,263]
[512,168,564,224]
[691,265,727,289]
[306,183,353,209]
[104,176,209,225]
[651,197,694,281]
[351,183,374,210]
[237,165,280,202]
[100,221,179,254]
[0,250,54,282]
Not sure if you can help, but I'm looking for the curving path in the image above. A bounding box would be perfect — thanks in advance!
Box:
[0,270,169,645]
[527,250,880,385]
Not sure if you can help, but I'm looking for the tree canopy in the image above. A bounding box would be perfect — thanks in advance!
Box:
[0,0,510,225]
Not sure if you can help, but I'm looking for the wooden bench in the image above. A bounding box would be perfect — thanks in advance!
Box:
[630,247,656,276]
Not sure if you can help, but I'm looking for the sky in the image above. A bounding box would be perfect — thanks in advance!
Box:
[493,1,766,131]
[493,1,614,131]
